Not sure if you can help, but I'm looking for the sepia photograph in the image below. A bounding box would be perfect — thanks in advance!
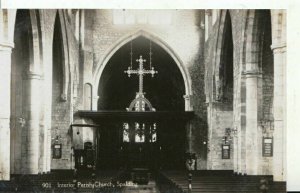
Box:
[0,8,289,192]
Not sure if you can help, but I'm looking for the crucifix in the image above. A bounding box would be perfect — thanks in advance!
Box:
[124,55,158,94]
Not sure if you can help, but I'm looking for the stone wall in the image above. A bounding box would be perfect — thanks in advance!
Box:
[50,10,79,170]
[92,10,202,73]
[207,103,233,169]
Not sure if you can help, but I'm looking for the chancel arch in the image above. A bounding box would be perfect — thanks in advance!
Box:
[94,35,189,170]
[93,30,193,111]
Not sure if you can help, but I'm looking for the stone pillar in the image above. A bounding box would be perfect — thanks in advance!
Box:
[239,79,247,175]
[232,130,239,173]
[244,71,261,175]
[206,103,213,169]
[0,42,13,180]
[271,44,286,181]
[186,121,193,153]
[22,72,42,174]
[92,95,99,111]
[204,10,212,42]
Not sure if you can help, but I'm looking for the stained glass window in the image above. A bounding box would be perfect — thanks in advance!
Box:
[150,123,157,142]
[123,123,130,142]
[135,123,145,143]
[122,122,157,143]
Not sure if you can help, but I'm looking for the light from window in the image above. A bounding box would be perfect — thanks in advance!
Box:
[123,123,130,142]
[135,123,145,143]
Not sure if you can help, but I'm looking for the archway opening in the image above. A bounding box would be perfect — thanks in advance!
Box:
[220,11,233,104]
[98,36,185,111]
[52,13,64,102]
[95,36,188,170]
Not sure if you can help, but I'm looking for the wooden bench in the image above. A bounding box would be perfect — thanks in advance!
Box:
[159,170,286,193]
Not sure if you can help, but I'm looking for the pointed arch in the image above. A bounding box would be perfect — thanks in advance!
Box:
[93,30,193,106]
[213,10,234,102]
[7,9,43,73]
[53,10,70,101]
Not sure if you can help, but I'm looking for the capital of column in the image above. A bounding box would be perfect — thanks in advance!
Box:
[0,41,14,51]
[183,94,191,101]
[241,70,262,78]
[24,71,43,80]
[61,93,68,101]
[183,94,193,111]
[205,10,212,16]
[271,43,286,53]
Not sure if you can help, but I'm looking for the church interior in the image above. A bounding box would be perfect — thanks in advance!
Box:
[0,9,286,192]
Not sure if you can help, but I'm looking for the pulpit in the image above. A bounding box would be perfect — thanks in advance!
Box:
[74,142,95,170]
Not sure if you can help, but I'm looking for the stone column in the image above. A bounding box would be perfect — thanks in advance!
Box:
[186,121,193,153]
[239,79,247,175]
[232,129,239,173]
[271,44,286,181]
[244,71,261,175]
[237,127,243,174]
[0,42,13,180]
[22,72,42,174]
[92,95,99,111]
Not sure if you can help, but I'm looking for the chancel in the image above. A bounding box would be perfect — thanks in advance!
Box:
[0,9,286,192]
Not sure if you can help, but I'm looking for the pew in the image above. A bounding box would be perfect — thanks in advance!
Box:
[159,170,286,193]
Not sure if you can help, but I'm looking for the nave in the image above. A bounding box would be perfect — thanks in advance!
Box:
[0,9,286,192]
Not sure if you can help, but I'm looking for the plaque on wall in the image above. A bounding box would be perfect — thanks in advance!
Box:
[222,145,230,159]
[53,144,62,159]
[263,137,273,157]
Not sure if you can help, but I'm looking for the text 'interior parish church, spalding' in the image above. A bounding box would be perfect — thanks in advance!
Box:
[0,9,286,192]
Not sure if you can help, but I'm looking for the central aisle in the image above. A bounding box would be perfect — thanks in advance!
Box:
[122,180,160,193]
